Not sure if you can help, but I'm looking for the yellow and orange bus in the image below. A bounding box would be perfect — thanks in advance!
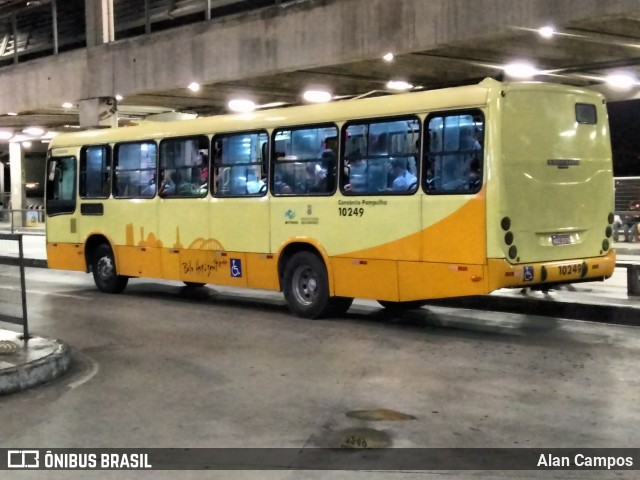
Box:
[45,78,616,318]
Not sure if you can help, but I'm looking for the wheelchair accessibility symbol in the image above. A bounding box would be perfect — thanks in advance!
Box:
[230,258,242,278]
[523,266,534,282]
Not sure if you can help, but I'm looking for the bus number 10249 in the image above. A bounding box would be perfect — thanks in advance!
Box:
[338,207,365,217]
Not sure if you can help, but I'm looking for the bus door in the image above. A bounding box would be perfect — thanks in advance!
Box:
[45,149,82,270]
[420,111,487,297]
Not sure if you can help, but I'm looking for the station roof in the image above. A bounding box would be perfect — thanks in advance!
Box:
[0,0,639,135]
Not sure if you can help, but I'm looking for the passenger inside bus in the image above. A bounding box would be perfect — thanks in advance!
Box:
[158,169,176,197]
[389,158,417,191]
[141,173,157,196]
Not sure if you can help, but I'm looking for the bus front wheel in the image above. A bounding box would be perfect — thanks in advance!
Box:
[92,244,128,294]
[282,251,333,319]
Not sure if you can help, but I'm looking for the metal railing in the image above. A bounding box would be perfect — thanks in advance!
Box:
[0,208,45,234]
[0,0,295,66]
[0,233,29,340]
[614,176,640,216]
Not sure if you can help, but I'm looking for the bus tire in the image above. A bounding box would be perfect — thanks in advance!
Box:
[92,244,128,294]
[184,282,206,288]
[378,300,426,310]
[282,251,331,319]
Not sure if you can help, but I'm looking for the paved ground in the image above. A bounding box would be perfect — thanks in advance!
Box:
[0,267,639,479]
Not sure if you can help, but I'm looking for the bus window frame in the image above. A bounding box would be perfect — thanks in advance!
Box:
[423,109,485,196]
[79,144,112,200]
[270,123,339,197]
[45,153,78,217]
[158,134,210,199]
[340,114,421,197]
[113,139,159,200]
[212,129,269,199]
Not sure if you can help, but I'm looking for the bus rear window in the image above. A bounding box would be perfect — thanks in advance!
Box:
[576,103,597,124]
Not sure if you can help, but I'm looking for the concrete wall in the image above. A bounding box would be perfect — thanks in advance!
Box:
[1,0,640,113]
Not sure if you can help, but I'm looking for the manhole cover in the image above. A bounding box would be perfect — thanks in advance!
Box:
[0,340,19,355]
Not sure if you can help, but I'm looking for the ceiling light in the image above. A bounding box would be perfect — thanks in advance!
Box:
[188,82,200,92]
[62,102,73,109]
[303,90,332,103]
[115,94,123,101]
[0,130,13,140]
[503,62,539,79]
[23,126,45,136]
[228,99,256,113]
[7,112,17,116]
[386,80,414,91]
[22,141,32,148]
[383,52,394,62]
[605,73,636,90]
[538,26,555,39]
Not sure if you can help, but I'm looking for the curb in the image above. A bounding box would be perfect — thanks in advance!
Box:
[0,339,72,395]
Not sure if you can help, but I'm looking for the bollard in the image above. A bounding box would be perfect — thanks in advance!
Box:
[627,265,640,296]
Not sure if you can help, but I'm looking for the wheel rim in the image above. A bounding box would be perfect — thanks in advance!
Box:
[291,265,319,306]
[97,256,114,282]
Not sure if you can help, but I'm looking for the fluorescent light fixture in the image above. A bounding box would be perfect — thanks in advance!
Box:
[605,73,636,90]
[386,80,414,91]
[0,130,13,140]
[22,141,32,148]
[62,102,73,109]
[188,82,200,92]
[383,52,394,62]
[23,126,45,136]
[7,112,17,116]
[538,26,555,39]
[228,99,256,113]
[42,131,58,139]
[503,62,539,79]
[303,89,332,103]
[115,94,123,101]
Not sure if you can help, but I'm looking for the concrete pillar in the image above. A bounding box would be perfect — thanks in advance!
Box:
[9,142,25,227]
[85,0,114,48]
[0,161,5,206]
[79,97,118,129]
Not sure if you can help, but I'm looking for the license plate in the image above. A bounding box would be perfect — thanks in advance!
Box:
[551,234,571,246]
[557,264,582,276]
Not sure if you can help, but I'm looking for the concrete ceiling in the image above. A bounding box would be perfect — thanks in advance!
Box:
[1,2,640,131]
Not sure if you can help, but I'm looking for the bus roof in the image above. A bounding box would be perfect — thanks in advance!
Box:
[47,78,601,149]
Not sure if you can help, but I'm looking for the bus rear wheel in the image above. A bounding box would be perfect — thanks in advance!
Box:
[378,300,426,311]
[282,251,334,319]
[92,244,128,294]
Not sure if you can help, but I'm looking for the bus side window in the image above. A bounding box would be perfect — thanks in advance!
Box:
[114,141,157,199]
[159,135,209,198]
[341,117,420,195]
[424,111,484,195]
[213,131,268,197]
[80,145,111,199]
[271,125,338,196]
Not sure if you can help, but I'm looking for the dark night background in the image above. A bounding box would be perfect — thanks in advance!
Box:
[609,99,640,177]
